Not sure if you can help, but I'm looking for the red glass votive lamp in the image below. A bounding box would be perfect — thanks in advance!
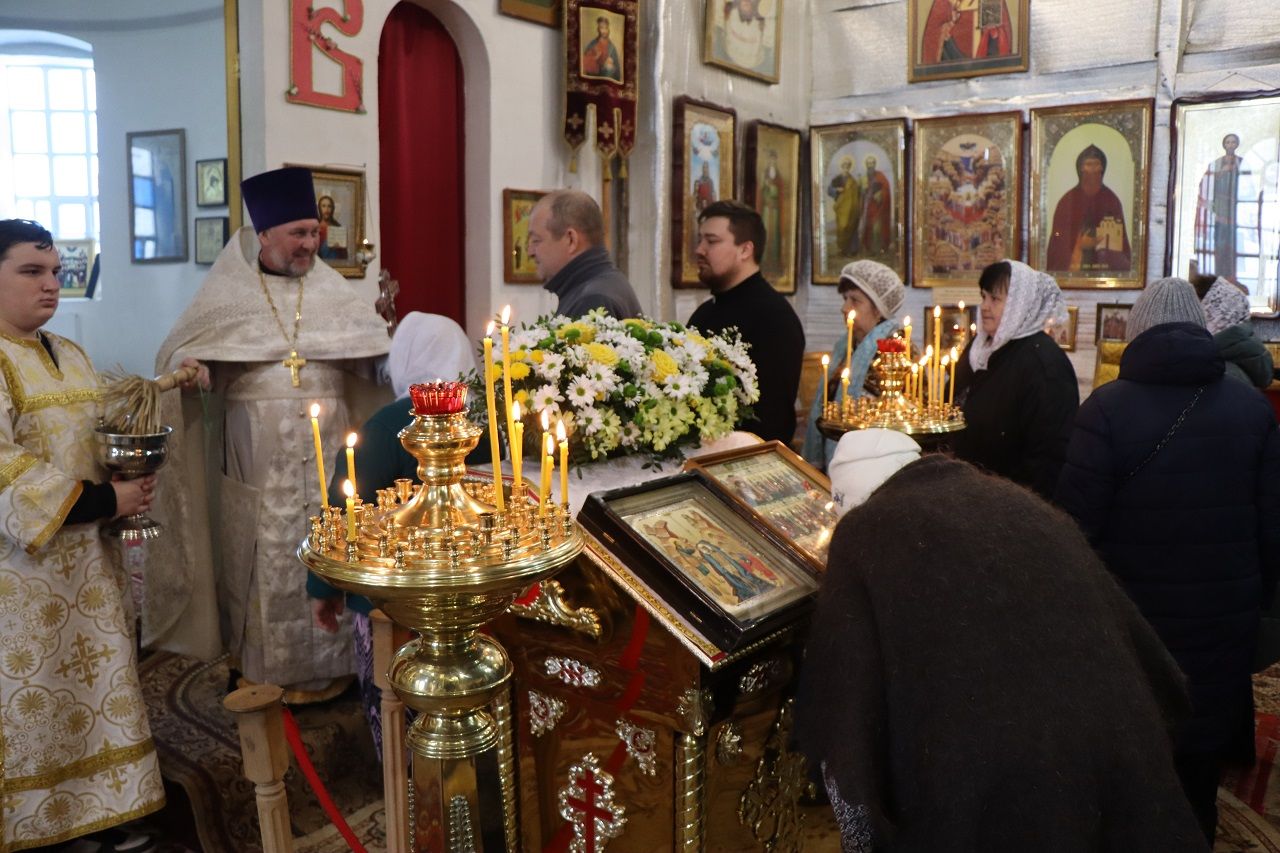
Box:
[409,381,469,415]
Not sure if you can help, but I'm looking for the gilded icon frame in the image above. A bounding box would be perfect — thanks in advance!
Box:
[1029,99,1153,290]
[672,97,736,288]
[911,111,1022,288]
[809,119,907,284]
[744,121,802,294]
[1167,90,1280,314]
[907,0,1030,84]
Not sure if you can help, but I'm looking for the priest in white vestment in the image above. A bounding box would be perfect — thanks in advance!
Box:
[0,219,164,849]
[150,167,390,697]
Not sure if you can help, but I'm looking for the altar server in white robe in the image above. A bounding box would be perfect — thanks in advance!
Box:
[150,167,390,698]
[0,219,164,849]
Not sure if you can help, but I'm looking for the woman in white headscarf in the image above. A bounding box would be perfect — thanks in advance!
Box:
[309,313,487,757]
[1197,276,1273,388]
[801,260,906,471]
[951,260,1079,497]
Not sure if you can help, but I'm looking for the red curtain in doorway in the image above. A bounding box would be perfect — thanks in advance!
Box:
[378,2,465,324]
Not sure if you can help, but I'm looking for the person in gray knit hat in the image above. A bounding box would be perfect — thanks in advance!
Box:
[801,260,905,470]
[1126,276,1206,341]
[1058,271,1280,843]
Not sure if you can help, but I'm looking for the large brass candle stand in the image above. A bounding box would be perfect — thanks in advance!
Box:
[299,382,582,851]
[817,342,965,441]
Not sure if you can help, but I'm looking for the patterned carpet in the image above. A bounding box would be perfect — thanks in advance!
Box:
[1217,664,1280,852]
[134,651,1280,852]
[137,652,385,853]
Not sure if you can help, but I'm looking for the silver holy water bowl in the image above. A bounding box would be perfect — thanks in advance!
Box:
[94,425,172,541]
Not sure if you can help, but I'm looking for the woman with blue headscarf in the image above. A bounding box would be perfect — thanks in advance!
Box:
[801,260,905,471]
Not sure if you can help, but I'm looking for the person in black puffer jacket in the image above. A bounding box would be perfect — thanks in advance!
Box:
[952,260,1079,498]
[1056,276,1280,843]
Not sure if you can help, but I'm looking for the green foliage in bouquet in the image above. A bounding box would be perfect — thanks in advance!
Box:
[485,309,759,462]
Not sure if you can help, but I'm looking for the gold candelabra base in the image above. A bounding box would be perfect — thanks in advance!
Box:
[299,399,582,849]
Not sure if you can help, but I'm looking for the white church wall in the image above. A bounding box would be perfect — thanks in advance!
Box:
[0,2,228,375]
[808,0,1280,401]
[638,0,813,328]
[239,0,812,343]
[239,0,634,343]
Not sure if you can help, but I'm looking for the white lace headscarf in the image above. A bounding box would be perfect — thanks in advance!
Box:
[969,260,1067,373]
[387,312,477,398]
[1201,277,1251,335]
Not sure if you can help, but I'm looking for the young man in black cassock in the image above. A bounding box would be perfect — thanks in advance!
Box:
[687,200,805,443]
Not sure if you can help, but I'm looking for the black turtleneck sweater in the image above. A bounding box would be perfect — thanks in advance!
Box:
[687,271,805,443]
[543,246,642,319]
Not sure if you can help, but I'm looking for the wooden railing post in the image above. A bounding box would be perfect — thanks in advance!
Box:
[224,684,294,853]
[373,609,411,853]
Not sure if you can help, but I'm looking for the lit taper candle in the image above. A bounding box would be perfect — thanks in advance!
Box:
[557,419,569,509]
[500,305,515,455]
[820,353,830,415]
[483,322,504,511]
[510,400,524,501]
[345,432,358,498]
[538,409,552,513]
[343,479,356,542]
[309,403,328,509]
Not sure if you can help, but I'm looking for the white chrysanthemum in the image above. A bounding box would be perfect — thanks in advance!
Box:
[586,362,619,393]
[662,373,696,400]
[565,374,598,408]
[564,344,590,368]
[619,421,642,448]
[577,405,604,435]
[531,384,563,411]
[678,338,708,365]
[537,351,565,382]
[508,329,540,352]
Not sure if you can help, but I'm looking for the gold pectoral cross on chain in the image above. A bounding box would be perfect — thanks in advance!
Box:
[283,350,306,387]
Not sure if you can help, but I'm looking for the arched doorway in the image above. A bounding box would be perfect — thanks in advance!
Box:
[378,2,465,324]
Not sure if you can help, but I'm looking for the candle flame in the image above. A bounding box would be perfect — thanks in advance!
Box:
[903,315,911,326]
[500,305,511,325]
[951,346,958,359]
[846,311,855,326]
[309,403,320,418]
[925,345,933,357]
[342,479,354,498]
[540,408,550,430]
[511,400,522,420]
[556,420,567,442]
[971,323,978,334]
[912,364,919,374]
[840,367,850,380]
[958,300,965,310]
[820,353,830,366]
[346,432,357,449]
[933,305,941,318]
[485,320,495,336]
[941,355,950,366]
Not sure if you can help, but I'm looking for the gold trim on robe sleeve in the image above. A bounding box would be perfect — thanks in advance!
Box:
[0,453,37,492]
[27,480,83,555]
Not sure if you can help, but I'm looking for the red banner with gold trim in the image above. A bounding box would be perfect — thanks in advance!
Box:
[564,0,638,170]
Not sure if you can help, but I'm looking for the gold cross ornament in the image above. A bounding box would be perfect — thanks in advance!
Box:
[283,350,307,387]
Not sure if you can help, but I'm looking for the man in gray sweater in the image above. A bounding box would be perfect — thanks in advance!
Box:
[528,189,642,319]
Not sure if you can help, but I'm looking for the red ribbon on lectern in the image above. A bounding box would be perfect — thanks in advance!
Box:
[563,0,639,174]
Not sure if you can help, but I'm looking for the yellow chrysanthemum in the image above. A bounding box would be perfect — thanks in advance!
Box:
[583,342,620,367]
[650,349,679,383]
[515,390,530,406]
[504,361,532,381]
[512,348,530,361]
[556,321,596,343]
[529,349,545,364]
[687,331,711,349]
